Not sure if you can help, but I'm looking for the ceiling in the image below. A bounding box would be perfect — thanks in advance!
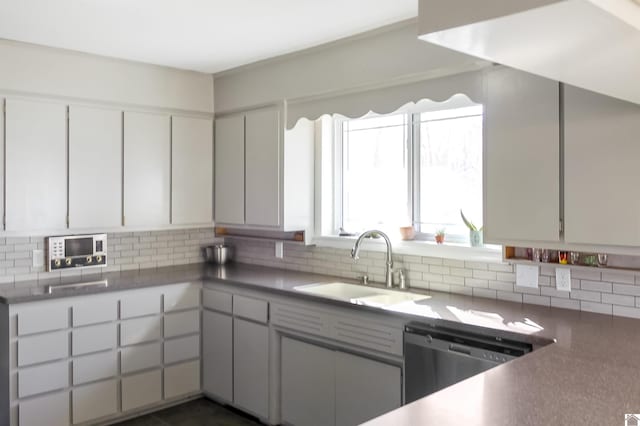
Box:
[0,0,417,74]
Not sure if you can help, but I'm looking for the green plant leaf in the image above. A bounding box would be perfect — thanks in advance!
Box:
[460,209,477,231]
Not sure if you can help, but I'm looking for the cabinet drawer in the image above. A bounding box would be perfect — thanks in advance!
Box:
[164,360,200,399]
[120,316,162,346]
[164,310,199,338]
[73,351,118,385]
[271,302,330,337]
[203,288,232,314]
[18,330,68,366]
[72,379,118,424]
[19,391,70,426]
[18,305,68,336]
[122,369,162,411]
[164,334,200,364]
[19,360,69,398]
[233,295,268,323]
[120,292,161,319]
[330,316,403,356]
[73,298,117,326]
[121,342,162,374]
[164,285,200,312]
[72,323,117,356]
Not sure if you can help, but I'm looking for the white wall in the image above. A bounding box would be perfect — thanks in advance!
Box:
[213,21,488,113]
[0,39,214,113]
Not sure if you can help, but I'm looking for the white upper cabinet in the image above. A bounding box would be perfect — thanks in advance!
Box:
[214,115,245,225]
[484,67,560,244]
[214,106,314,235]
[171,115,213,225]
[245,108,280,227]
[564,86,640,246]
[124,111,171,227]
[5,98,67,231]
[69,105,122,229]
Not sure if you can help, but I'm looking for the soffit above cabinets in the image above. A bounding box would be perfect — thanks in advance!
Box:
[418,0,640,105]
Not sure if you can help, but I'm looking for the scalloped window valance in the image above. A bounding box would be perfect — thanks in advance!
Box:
[286,70,484,129]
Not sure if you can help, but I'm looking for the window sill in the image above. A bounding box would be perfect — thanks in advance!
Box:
[312,236,503,263]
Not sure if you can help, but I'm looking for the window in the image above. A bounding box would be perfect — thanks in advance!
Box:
[334,101,483,243]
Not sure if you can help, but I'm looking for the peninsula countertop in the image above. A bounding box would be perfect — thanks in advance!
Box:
[1,262,638,425]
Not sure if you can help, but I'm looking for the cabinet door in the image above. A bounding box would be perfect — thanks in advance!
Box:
[124,111,170,227]
[214,115,245,225]
[281,337,334,426]
[19,391,70,426]
[164,359,200,399]
[172,115,213,225]
[245,108,280,227]
[202,310,233,402]
[564,86,640,246]
[72,379,118,424]
[484,68,560,243]
[5,98,67,231]
[335,351,401,426]
[69,105,122,229]
[233,318,269,419]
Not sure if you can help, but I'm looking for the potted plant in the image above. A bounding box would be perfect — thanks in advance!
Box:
[435,228,445,244]
[460,210,483,247]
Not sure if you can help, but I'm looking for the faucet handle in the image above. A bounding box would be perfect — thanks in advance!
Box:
[395,269,407,290]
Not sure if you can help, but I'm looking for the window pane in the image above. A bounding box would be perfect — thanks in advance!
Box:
[419,107,483,236]
[342,115,410,232]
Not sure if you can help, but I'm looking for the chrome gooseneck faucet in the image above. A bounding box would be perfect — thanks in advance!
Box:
[351,230,394,288]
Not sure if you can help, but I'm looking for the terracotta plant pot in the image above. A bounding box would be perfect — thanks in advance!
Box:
[435,235,445,244]
[399,226,415,241]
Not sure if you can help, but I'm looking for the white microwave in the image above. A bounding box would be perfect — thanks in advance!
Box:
[46,234,107,271]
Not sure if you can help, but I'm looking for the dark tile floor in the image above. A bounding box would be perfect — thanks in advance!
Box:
[114,398,261,426]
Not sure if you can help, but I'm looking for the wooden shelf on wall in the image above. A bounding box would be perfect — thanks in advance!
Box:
[215,227,308,244]
[504,245,640,274]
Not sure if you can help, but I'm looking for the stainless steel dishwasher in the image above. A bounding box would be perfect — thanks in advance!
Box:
[404,322,532,404]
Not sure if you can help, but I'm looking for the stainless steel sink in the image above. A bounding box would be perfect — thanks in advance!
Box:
[294,282,430,307]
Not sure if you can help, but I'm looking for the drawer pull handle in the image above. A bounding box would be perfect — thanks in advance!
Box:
[47,280,108,294]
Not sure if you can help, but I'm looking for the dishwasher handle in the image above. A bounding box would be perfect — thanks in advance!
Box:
[404,331,517,363]
[448,343,472,356]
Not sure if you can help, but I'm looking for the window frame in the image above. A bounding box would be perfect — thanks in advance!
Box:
[333,106,483,244]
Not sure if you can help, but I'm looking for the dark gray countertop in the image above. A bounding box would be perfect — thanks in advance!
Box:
[1,262,637,425]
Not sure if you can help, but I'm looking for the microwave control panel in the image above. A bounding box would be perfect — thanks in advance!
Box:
[46,234,107,271]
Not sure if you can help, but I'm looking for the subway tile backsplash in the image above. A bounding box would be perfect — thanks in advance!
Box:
[230,238,640,320]
[0,228,216,289]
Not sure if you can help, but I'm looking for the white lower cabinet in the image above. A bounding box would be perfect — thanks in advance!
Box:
[120,315,162,346]
[164,334,200,364]
[164,360,200,400]
[19,391,70,426]
[202,290,270,420]
[233,318,269,419]
[8,282,403,426]
[164,309,200,338]
[334,351,401,426]
[122,369,162,412]
[281,337,335,426]
[73,351,118,385]
[18,361,69,398]
[8,283,203,426]
[18,330,68,367]
[72,322,117,356]
[120,342,162,374]
[72,379,119,424]
[202,310,233,402]
[281,337,402,426]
